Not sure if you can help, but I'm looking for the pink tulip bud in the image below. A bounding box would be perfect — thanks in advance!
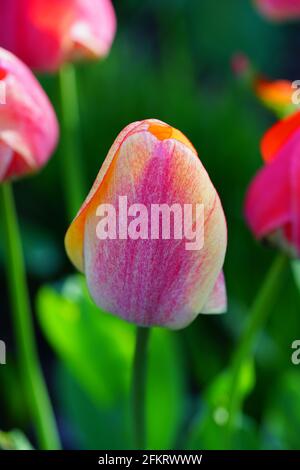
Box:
[0,47,58,181]
[245,111,300,256]
[65,119,227,329]
[0,0,117,72]
[254,0,300,21]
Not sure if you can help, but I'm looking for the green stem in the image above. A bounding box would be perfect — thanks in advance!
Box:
[0,183,61,450]
[132,327,150,450]
[58,63,85,220]
[225,253,288,447]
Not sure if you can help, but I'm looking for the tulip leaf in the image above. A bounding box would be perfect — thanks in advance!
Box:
[36,275,186,449]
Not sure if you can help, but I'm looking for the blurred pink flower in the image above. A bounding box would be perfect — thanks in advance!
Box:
[254,0,300,21]
[0,47,58,181]
[0,0,116,72]
[65,119,227,329]
[254,76,294,116]
[245,111,300,256]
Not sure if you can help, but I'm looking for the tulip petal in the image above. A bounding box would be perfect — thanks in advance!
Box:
[290,149,300,255]
[65,120,148,271]
[65,119,198,272]
[0,0,117,72]
[0,141,13,180]
[201,271,227,314]
[254,0,300,21]
[254,77,294,116]
[261,111,300,162]
[69,0,117,60]
[255,78,293,106]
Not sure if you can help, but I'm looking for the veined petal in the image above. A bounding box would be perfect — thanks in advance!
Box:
[201,271,227,314]
[65,119,197,272]
[290,149,300,255]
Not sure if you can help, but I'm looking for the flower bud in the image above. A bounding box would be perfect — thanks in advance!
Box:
[0,0,117,72]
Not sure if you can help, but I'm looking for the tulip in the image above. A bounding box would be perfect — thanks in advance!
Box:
[254,77,295,117]
[0,48,58,182]
[65,119,227,329]
[0,0,116,219]
[0,47,60,448]
[0,47,58,181]
[0,0,117,72]
[245,111,300,256]
[254,0,300,21]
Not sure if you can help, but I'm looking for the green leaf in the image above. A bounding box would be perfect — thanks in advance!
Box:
[36,275,186,449]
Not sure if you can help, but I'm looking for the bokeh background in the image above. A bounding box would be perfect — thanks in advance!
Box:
[1,0,300,450]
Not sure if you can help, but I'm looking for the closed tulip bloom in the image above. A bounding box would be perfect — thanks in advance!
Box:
[254,0,300,21]
[0,0,116,72]
[0,48,58,181]
[245,111,300,256]
[65,119,227,329]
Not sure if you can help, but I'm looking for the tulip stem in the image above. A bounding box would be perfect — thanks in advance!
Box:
[0,183,61,450]
[132,327,150,450]
[58,63,85,220]
[225,253,288,447]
